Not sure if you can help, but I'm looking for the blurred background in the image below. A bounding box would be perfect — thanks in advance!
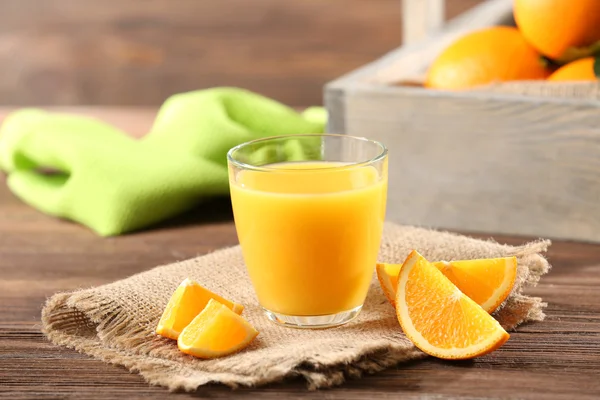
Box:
[0,0,482,107]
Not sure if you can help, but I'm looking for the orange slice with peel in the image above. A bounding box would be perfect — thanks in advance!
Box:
[377,256,516,313]
[395,250,510,360]
[156,278,244,340]
[178,299,258,359]
[436,257,517,313]
[376,262,402,307]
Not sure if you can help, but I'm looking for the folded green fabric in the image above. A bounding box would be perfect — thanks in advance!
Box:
[0,88,326,236]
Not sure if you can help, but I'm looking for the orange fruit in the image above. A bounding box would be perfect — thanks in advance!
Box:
[395,251,510,360]
[156,278,244,340]
[548,57,599,82]
[376,262,402,307]
[514,0,600,62]
[377,256,517,313]
[435,257,517,313]
[425,26,549,90]
[178,299,258,359]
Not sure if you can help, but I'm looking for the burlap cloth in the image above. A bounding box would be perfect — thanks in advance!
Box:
[42,223,550,391]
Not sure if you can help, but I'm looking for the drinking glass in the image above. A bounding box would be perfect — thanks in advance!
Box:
[227,134,388,328]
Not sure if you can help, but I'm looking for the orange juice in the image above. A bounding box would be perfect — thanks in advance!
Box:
[230,162,387,316]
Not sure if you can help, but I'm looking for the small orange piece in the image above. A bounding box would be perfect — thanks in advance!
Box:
[548,57,599,82]
[178,299,259,359]
[395,251,510,360]
[425,26,549,90]
[376,262,402,307]
[434,257,517,313]
[377,256,517,313]
[156,278,244,340]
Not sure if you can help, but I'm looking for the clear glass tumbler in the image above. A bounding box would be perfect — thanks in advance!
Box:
[227,134,388,328]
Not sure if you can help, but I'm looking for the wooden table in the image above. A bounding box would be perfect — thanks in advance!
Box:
[0,0,482,107]
[1,109,600,399]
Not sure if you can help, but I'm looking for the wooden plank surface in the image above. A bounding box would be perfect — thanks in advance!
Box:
[1,108,600,399]
[338,87,600,243]
[0,0,483,107]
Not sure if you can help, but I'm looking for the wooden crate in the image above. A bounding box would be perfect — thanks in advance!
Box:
[325,0,600,243]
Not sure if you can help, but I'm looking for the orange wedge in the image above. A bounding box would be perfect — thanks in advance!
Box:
[435,257,517,313]
[178,299,259,359]
[376,262,402,307]
[396,251,510,360]
[377,256,516,313]
[156,278,244,340]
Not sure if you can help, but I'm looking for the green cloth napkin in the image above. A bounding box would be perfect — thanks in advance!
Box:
[0,88,326,236]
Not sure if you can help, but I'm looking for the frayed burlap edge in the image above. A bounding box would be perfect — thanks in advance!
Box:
[42,288,426,391]
[41,226,551,391]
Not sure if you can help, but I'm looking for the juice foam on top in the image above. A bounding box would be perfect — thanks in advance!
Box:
[236,161,381,194]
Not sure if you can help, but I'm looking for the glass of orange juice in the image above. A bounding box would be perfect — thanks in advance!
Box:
[227,134,388,328]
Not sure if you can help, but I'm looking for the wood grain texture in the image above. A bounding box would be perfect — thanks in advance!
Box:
[1,108,600,399]
[0,0,483,107]
[325,0,600,242]
[0,0,407,107]
[341,88,600,242]
[0,106,157,138]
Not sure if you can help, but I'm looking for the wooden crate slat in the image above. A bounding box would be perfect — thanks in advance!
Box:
[343,87,600,242]
[402,0,445,45]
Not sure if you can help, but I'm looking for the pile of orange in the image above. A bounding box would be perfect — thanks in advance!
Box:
[426,0,600,90]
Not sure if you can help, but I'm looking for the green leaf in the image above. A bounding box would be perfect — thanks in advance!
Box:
[539,55,558,69]
[594,56,600,79]
[557,40,600,65]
